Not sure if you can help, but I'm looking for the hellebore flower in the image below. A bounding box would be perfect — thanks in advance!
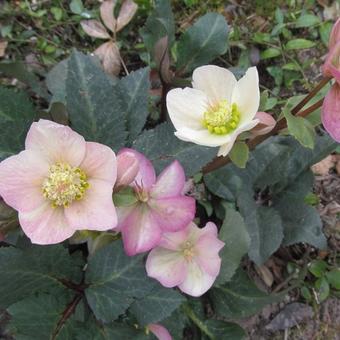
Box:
[146,222,224,297]
[323,18,340,83]
[115,149,195,256]
[147,324,172,340]
[166,65,260,156]
[322,82,340,142]
[0,119,117,244]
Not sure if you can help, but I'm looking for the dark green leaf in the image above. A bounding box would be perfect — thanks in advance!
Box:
[315,277,330,302]
[260,48,281,60]
[0,245,83,308]
[211,269,283,319]
[308,260,327,278]
[204,319,246,340]
[295,14,320,28]
[130,284,185,326]
[326,269,340,290]
[46,58,68,105]
[215,206,250,285]
[70,0,84,14]
[66,51,127,151]
[119,68,150,143]
[0,87,36,160]
[85,241,156,322]
[133,123,217,176]
[176,13,229,74]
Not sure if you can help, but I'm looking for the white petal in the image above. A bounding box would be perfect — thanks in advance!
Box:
[192,65,237,105]
[175,128,232,147]
[232,67,260,124]
[178,260,216,297]
[217,135,237,157]
[166,88,208,131]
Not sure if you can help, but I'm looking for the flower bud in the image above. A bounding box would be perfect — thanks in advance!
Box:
[251,111,276,136]
[115,149,139,189]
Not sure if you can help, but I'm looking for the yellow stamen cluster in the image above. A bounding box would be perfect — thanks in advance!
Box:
[42,163,89,207]
[182,241,195,261]
[202,100,240,135]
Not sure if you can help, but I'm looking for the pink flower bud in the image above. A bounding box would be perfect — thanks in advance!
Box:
[148,324,172,340]
[115,149,140,189]
[251,111,276,136]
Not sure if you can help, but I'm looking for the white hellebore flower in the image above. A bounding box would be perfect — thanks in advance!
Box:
[166,65,260,156]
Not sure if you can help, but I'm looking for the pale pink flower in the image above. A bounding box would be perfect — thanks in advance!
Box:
[250,111,276,136]
[322,82,340,142]
[115,149,195,256]
[148,324,172,340]
[323,18,340,83]
[0,119,117,244]
[146,221,224,297]
[115,149,139,190]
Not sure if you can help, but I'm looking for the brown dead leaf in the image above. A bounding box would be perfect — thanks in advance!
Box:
[0,41,8,58]
[100,0,117,33]
[94,41,121,76]
[154,36,172,83]
[80,20,110,39]
[116,0,138,32]
[311,155,335,175]
[255,264,274,287]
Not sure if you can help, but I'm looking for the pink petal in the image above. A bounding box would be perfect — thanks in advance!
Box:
[118,148,156,189]
[150,160,185,199]
[19,204,75,244]
[329,18,340,50]
[65,179,117,231]
[195,235,224,277]
[115,204,137,231]
[158,227,191,251]
[323,41,340,83]
[80,142,117,184]
[121,205,162,255]
[0,150,49,212]
[148,324,172,340]
[115,149,139,188]
[187,221,219,244]
[322,83,340,142]
[146,247,187,287]
[251,112,276,136]
[25,119,86,167]
[178,261,216,297]
[150,196,196,232]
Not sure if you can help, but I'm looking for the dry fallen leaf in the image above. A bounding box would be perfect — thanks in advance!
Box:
[311,155,335,175]
[0,41,8,57]
[80,20,111,39]
[94,41,121,76]
[100,0,117,33]
[116,0,138,32]
[154,36,172,83]
[255,264,274,287]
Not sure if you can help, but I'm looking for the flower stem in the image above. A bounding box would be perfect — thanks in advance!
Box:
[181,304,214,339]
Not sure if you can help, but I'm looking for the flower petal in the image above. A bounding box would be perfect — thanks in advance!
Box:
[116,150,139,188]
[115,204,136,231]
[323,41,340,83]
[121,205,162,255]
[65,179,117,231]
[151,160,185,199]
[192,65,237,105]
[329,18,340,50]
[167,87,208,131]
[80,142,117,184]
[119,148,156,189]
[232,67,260,124]
[19,204,75,244]
[217,135,237,157]
[150,196,195,232]
[251,112,276,136]
[195,235,224,277]
[178,260,216,297]
[148,324,172,340]
[25,119,86,167]
[0,150,49,212]
[158,227,191,251]
[146,247,187,287]
[322,83,340,142]
[175,127,232,147]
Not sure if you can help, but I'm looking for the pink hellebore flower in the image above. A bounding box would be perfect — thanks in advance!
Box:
[148,324,172,340]
[115,149,196,256]
[0,119,117,244]
[146,222,224,297]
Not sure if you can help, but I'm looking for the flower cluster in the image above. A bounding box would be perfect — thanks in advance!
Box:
[322,18,340,142]
[0,119,224,298]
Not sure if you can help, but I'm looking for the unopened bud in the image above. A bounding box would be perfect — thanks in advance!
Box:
[115,149,139,190]
[251,111,276,136]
